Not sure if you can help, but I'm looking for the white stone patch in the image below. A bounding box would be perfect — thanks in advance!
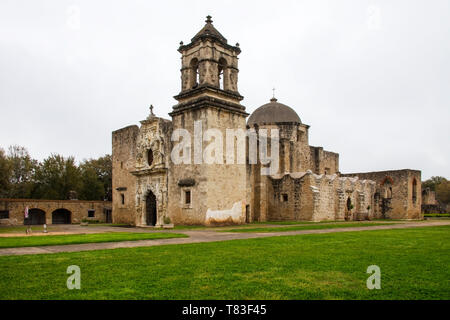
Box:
[206,201,244,224]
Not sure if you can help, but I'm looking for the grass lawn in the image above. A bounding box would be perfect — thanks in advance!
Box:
[0,226,449,299]
[220,222,394,233]
[0,232,188,249]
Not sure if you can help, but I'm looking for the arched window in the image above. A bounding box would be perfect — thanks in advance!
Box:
[381,176,393,199]
[147,149,153,166]
[218,58,227,90]
[412,178,417,203]
[190,58,199,88]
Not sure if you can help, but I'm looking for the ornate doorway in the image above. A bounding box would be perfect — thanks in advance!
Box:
[146,191,157,226]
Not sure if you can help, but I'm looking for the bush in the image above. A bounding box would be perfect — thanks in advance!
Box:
[163,216,171,225]
[81,219,101,223]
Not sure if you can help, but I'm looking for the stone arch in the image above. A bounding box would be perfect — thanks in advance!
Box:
[145,190,157,226]
[412,178,417,204]
[190,58,199,88]
[218,57,227,90]
[24,208,46,225]
[52,208,72,224]
[381,176,393,199]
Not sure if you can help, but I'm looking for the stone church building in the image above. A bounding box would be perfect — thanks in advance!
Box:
[112,16,422,226]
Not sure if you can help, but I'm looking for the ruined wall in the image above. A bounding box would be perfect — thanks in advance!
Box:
[0,199,111,225]
[309,147,339,175]
[422,188,437,205]
[341,169,422,219]
[267,172,376,222]
[268,172,313,221]
[112,125,139,224]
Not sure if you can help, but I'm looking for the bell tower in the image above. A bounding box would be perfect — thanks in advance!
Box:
[168,16,249,225]
[171,15,246,115]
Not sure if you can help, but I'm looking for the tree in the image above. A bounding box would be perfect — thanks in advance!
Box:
[78,164,105,201]
[32,154,81,200]
[79,155,112,200]
[0,148,12,197]
[6,145,37,198]
[422,176,447,192]
[436,180,450,204]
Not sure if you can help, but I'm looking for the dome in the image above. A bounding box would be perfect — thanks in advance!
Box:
[247,98,301,126]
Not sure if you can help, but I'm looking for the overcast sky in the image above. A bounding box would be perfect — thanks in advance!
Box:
[0,0,448,180]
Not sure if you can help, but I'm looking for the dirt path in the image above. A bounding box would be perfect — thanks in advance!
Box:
[0,220,448,256]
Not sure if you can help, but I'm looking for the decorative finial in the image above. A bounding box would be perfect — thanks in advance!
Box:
[236,42,240,47]
[179,41,184,46]
[206,15,213,24]
[270,88,278,102]
[148,104,155,119]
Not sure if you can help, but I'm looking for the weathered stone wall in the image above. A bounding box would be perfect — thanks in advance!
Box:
[309,146,339,175]
[267,172,376,222]
[168,107,247,225]
[422,188,437,205]
[112,125,139,224]
[341,170,422,219]
[0,199,111,225]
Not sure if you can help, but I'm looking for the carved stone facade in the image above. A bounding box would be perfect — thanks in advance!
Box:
[111,16,423,226]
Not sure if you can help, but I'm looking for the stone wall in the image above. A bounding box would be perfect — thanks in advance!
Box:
[0,199,111,225]
[267,171,376,222]
[112,125,139,224]
[168,106,248,225]
[341,169,422,219]
[309,146,339,175]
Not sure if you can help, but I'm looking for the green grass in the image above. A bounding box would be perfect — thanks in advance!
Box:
[251,220,345,225]
[0,226,449,299]
[220,222,394,233]
[0,232,187,249]
[424,213,450,217]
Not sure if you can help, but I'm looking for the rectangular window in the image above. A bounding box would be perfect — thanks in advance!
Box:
[121,194,125,205]
[185,190,191,205]
[282,194,288,202]
[0,210,9,219]
[88,210,95,218]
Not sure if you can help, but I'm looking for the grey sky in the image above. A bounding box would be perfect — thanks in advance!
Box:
[0,0,448,180]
